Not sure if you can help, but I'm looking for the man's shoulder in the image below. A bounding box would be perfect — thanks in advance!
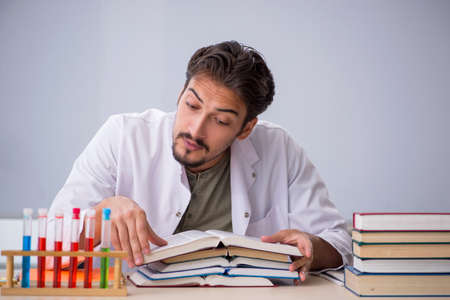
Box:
[251,119,292,142]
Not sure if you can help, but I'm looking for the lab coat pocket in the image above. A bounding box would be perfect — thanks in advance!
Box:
[245,206,287,237]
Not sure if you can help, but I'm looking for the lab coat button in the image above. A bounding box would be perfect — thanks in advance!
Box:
[176,211,182,217]
[244,212,249,218]
[252,172,256,178]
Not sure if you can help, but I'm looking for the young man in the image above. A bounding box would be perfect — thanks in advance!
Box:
[47,41,352,283]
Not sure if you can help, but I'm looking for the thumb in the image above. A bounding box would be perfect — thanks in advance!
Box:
[261,230,288,243]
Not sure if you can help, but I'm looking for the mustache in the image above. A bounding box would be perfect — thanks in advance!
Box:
[177,132,209,152]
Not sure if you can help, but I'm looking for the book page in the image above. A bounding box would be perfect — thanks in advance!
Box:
[206,230,259,241]
[139,265,226,280]
[205,275,274,287]
[206,230,302,257]
[129,271,204,287]
[150,230,214,253]
[149,257,230,273]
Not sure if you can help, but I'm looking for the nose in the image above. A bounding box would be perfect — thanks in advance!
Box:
[189,114,208,140]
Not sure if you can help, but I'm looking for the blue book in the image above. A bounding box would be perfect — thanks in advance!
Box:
[344,266,450,297]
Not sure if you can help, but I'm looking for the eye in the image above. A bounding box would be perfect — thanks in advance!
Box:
[185,101,198,110]
[215,118,229,126]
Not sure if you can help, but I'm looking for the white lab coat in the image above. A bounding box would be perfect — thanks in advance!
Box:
[47,109,352,268]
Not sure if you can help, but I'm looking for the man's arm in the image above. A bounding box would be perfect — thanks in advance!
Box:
[48,115,166,269]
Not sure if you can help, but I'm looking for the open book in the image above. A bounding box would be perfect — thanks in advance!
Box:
[144,230,302,264]
[128,272,275,287]
[149,256,291,273]
[137,265,298,280]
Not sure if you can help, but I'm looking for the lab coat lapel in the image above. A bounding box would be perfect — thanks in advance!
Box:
[230,137,259,235]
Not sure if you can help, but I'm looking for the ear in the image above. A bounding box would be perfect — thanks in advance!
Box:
[237,118,258,140]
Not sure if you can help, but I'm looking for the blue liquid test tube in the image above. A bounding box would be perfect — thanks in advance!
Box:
[100,208,111,288]
[21,208,33,288]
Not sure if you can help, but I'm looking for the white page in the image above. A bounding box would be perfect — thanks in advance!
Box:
[230,257,290,270]
[206,230,302,256]
[149,257,230,273]
[150,230,214,253]
[140,265,226,280]
[228,267,298,279]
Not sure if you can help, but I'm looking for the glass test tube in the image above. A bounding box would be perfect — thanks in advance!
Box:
[21,208,33,288]
[68,208,80,288]
[53,209,64,288]
[100,208,111,288]
[37,208,48,288]
[84,208,96,288]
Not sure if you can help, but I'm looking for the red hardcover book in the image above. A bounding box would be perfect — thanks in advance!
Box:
[353,212,450,232]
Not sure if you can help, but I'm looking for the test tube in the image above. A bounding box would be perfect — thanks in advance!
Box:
[37,208,48,288]
[53,209,64,288]
[21,208,33,288]
[100,208,111,288]
[84,208,96,288]
[68,208,80,288]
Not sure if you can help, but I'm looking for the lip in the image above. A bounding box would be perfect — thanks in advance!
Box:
[183,137,203,151]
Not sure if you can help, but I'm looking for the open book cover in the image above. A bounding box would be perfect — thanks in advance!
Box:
[143,230,302,264]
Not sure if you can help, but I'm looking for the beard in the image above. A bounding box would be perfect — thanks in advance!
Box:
[172,132,234,169]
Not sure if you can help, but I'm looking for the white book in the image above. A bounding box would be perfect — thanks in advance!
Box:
[353,256,450,273]
[128,272,274,287]
[149,256,291,273]
[144,230,302,264]
[353,213,450,231]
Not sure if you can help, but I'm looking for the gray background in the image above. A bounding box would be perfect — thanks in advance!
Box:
[1,0,449,219]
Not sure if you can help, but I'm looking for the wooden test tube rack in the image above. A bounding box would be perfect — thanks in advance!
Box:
[1,250,127,296]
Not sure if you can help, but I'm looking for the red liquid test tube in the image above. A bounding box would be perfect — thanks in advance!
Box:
[68,208,80,288]
[37,208,48,288]
[84,209,96,288]
[53,210,64,288]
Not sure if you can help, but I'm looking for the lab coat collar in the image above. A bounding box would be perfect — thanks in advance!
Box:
[230,136,259,235]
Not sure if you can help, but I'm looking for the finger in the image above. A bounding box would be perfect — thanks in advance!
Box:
[289,256,309,271]
[111,223,121,250]
[260,230,291,244]
[294,234,313,258]
[299,265,309,282]
[126,217,143,266]
[136,215,151,255]
[116,218,135,268]
[300,235,313,258]
[146,223,167,246]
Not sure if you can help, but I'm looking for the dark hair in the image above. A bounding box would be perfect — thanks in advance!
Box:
[185,41,275,124]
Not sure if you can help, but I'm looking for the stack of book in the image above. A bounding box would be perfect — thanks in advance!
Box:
[345,212,450,297]
[128,230,302,287]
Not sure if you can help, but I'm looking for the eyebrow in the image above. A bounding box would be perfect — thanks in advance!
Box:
[188,88,239,117]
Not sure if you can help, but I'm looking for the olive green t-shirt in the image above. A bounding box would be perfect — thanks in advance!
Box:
[174,151,232,233]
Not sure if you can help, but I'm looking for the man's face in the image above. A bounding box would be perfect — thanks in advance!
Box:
[172,75,254,172]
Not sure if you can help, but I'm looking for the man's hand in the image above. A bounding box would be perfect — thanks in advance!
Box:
[261,229,342,284]
[90,196,167,268]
